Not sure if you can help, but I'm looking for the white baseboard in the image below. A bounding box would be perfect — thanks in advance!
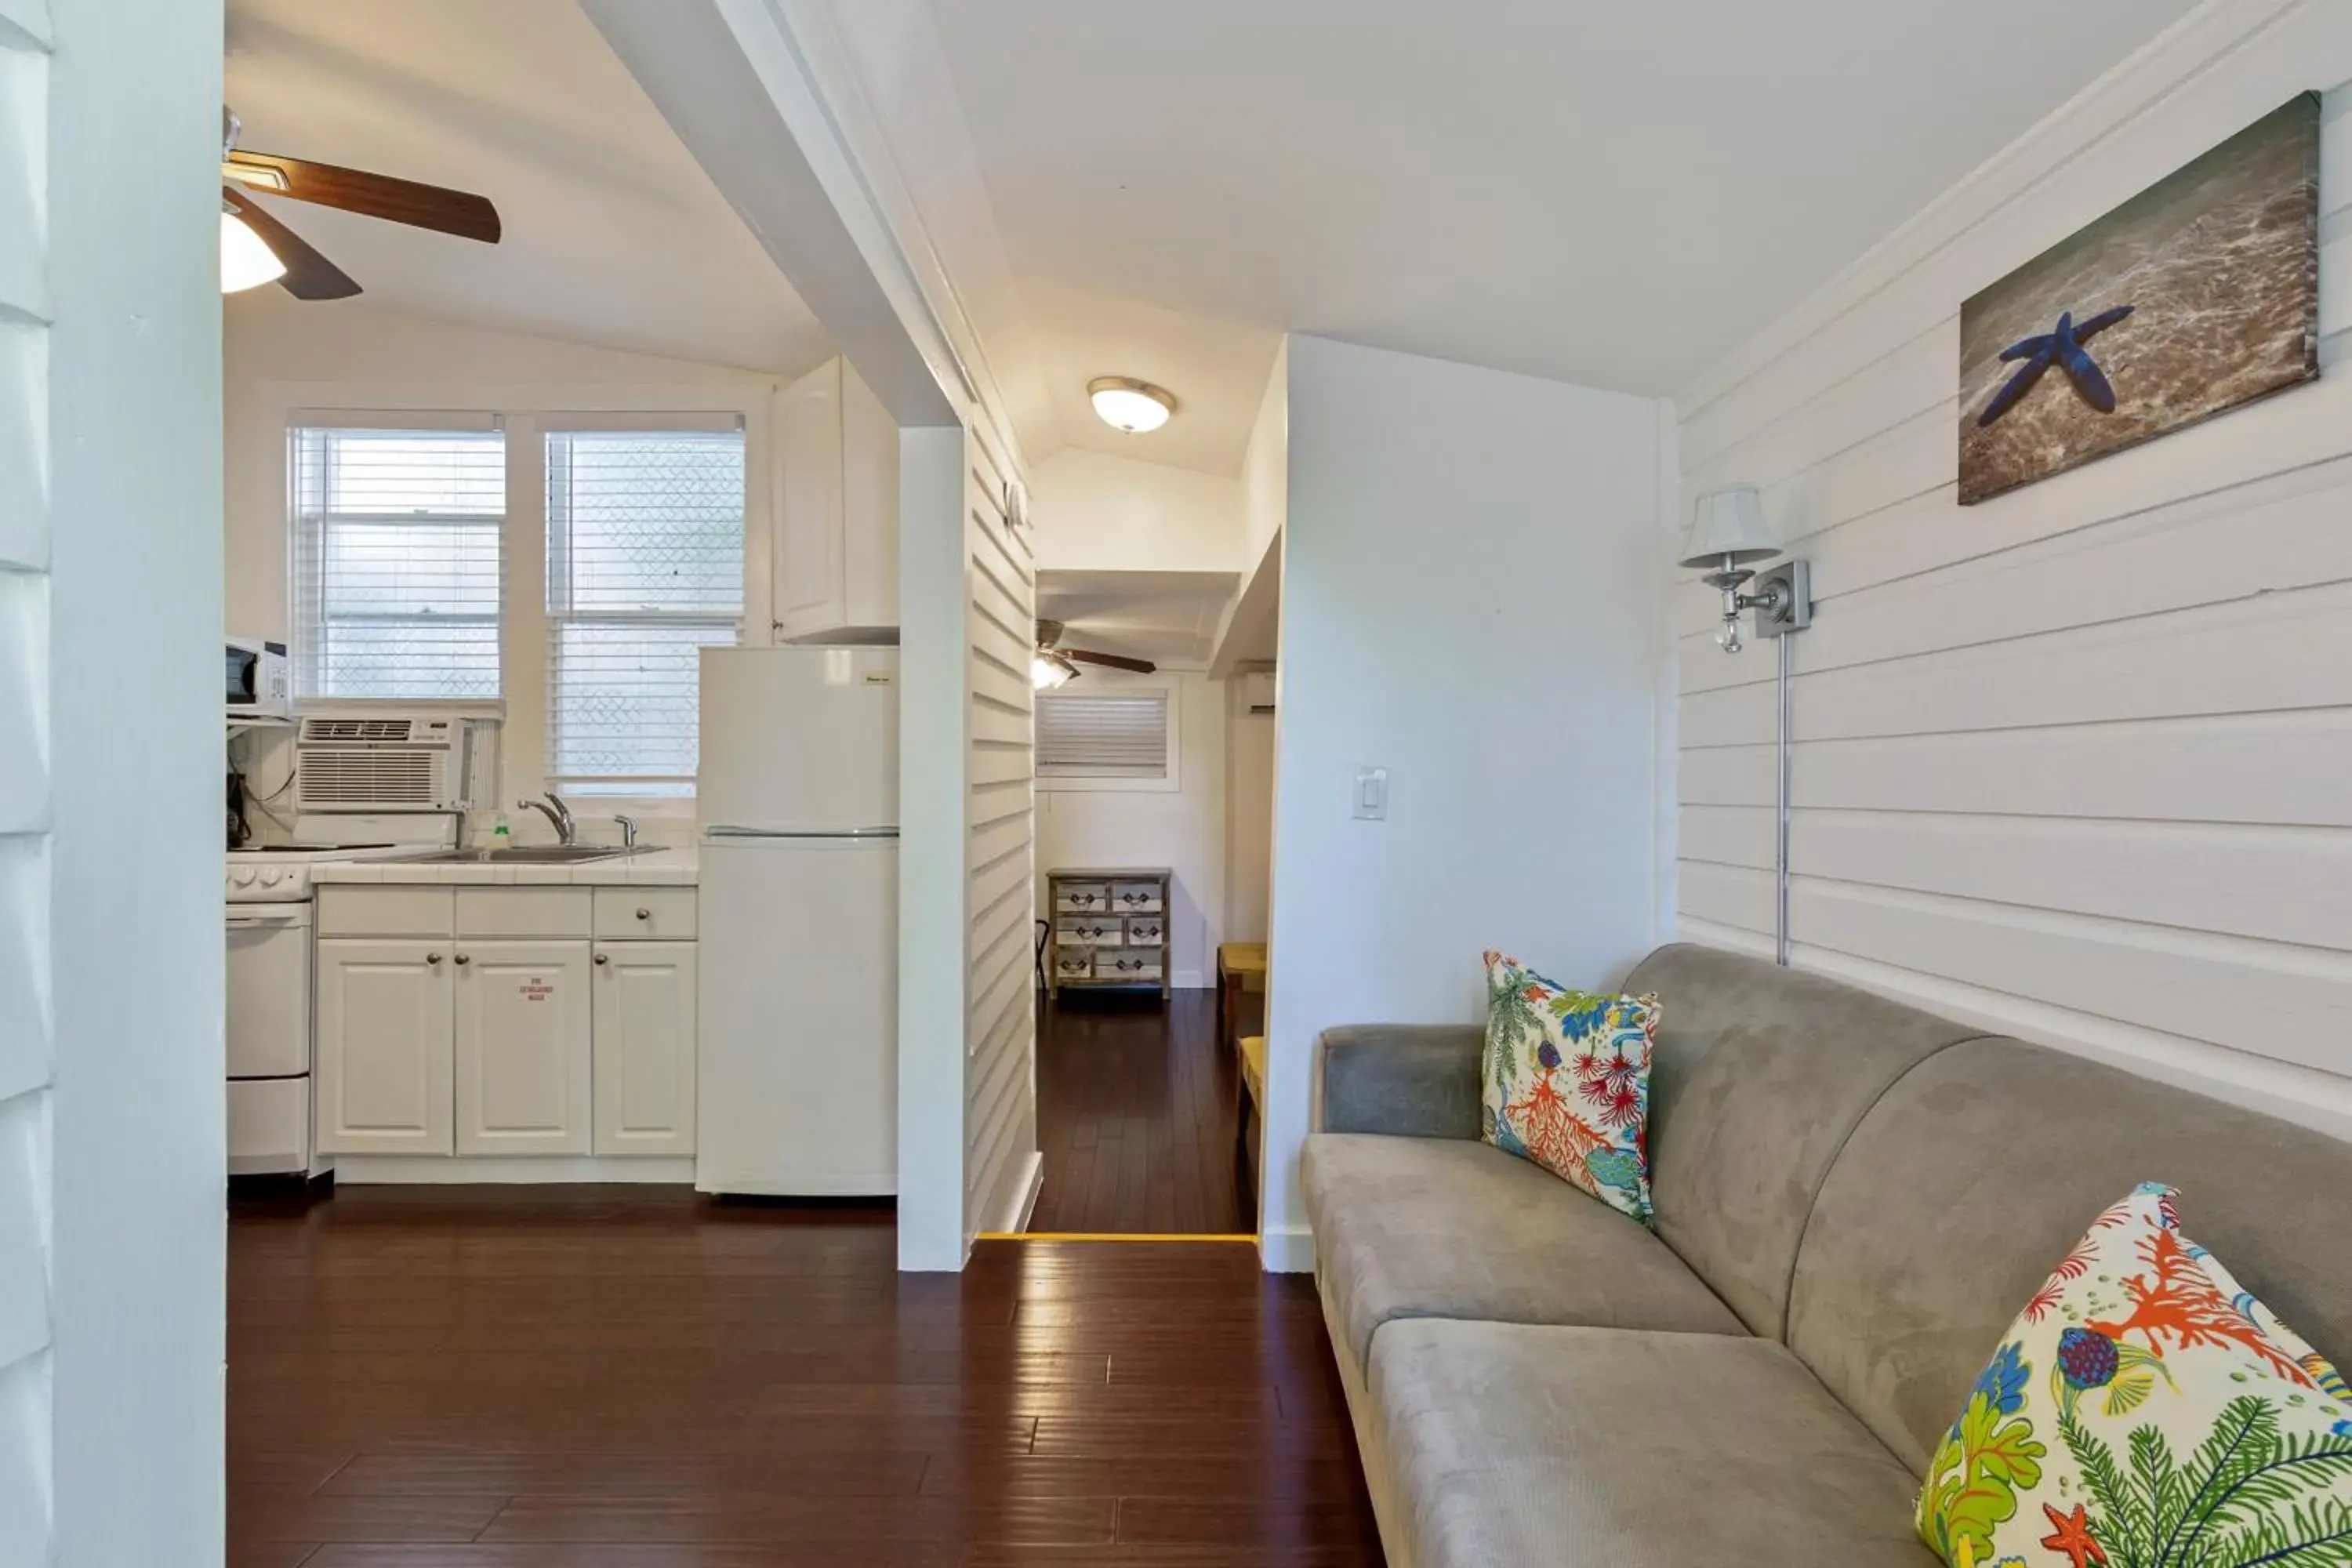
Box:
[986,1149,1044,1235]
[1258,1223,1315,1274]
[334,1155,696,1185]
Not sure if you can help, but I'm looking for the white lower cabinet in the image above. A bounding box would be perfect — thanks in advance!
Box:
[592,942,698,1156]
[314,887,699,1171]
[455,941,593,1156]
[316,940,456,1155]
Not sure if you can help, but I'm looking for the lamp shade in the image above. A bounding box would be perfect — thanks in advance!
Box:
[1679,485,1778,568]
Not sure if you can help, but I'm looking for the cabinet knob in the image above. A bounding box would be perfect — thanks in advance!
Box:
[426,953,443,966]
[454,953,471,966]
[635,907,652,920]
[594,953,609,965]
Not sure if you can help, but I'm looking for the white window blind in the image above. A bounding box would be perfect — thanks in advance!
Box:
[543,426,745,796]
[291,424,506,700]
[1036,688,1171,779]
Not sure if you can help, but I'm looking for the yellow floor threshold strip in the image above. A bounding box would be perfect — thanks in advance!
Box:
[975,1232,1259,1243]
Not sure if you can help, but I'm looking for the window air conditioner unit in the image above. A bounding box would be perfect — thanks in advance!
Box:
[294,713,483,813]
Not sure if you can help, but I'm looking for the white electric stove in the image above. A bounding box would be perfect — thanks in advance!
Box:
[225,829,448,1176]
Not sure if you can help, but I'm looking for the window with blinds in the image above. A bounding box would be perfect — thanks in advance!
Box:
[1036,688,1173,780]
[290,425,506,700]
[543,426,745,796]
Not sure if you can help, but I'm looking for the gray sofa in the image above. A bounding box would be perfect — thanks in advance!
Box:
[1301,942,2352,1567]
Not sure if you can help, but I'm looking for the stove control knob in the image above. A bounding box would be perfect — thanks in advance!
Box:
[258,868,283,887]
[230,867,257,887]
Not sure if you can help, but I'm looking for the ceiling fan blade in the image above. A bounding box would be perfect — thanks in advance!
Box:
[225,187,361,301]
[226,150,502,244]
[1065,648,1157,674]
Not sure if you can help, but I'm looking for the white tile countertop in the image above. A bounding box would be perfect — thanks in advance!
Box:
[310,846,698,887]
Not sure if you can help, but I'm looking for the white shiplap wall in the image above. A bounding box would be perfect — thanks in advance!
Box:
[964,430,1040,1239]
[1674,0,2352,1140]
[0,5,53,1559]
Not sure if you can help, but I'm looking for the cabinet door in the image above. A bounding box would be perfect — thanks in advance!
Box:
[837,357,899,630]
[592,942,698,1156]
[775,357,844,639]
[453,941,593,1156]
[316,939,454,1155]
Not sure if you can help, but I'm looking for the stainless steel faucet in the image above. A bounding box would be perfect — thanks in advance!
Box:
[612,813,639,849]
[516,792,576,845]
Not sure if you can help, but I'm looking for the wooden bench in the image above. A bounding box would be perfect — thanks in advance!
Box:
[1217,942,1267,1054]
[1237,1033,1266,1200]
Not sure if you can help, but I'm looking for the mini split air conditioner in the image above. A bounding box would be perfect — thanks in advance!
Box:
[1240,672,1276,714]
[294,713,485,813]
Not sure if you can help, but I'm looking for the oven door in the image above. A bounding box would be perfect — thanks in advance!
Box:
[226,902,312,1078]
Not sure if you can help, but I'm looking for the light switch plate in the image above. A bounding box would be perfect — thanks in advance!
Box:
[1352,768,1388,821]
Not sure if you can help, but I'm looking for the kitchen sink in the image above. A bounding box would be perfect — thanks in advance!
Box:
[406,846,641,864]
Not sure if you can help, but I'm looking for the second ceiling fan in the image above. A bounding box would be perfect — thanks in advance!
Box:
[1033,619,1156,690]
[220,108,503,299]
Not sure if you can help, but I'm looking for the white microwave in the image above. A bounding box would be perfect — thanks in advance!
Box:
[227,637,290,720]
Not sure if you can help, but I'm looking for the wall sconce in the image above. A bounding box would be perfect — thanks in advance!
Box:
[1679,485,1812,654]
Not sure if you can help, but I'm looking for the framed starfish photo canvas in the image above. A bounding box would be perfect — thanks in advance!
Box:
[1957,93,2320,505]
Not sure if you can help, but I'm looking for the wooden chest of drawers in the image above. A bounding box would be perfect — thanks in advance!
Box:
[1045,866,1171,1000]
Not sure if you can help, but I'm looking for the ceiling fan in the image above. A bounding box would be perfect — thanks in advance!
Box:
[1033,619,1156,690]
[219,108,503,299]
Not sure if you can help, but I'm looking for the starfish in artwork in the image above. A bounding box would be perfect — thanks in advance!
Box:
[2038,1501,2107,1568]
[1976,304,2136,427]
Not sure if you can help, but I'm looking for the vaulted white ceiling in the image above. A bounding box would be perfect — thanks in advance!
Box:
[925,0,2197,473]
[223,0,829,376]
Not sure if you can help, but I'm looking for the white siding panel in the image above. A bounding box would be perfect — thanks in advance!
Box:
[1673,10,2352,1131]
[0,320,45,571]
[962,430,1034,1242]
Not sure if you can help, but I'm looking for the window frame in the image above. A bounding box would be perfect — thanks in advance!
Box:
[279,389,773,818]
[1033,671,1182,795]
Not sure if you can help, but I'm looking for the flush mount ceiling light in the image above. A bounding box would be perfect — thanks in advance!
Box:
[220,205,288,293]
[1088,376,1176,434]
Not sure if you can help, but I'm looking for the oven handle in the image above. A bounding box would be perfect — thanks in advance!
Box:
[226,910,308,928]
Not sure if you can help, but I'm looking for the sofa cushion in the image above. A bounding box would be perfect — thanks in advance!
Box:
[1370,1318,1940,1568]
[1479,951,1661,1224]
[1300,1133,1744,1377]
[1623,943,1987,1338]
[1789,1036,2352,1475]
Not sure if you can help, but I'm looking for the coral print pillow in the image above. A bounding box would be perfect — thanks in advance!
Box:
[1479,951,1660,1225]
[1918,1181,2352,1568]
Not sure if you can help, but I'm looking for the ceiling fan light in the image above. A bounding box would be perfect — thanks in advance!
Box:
[220,209,285,293]
[1032,649,1080,691]
[1088,376,1175,434]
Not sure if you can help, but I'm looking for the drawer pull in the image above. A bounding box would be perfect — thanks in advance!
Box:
[454,953,470,966]
[636,907,652,920]
[594,953,609,966]
[426,953,443,966]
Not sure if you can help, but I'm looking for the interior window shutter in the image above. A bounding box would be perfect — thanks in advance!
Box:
[1035,689,1171,779]
[543,425,746,796]
[289,422,506,700]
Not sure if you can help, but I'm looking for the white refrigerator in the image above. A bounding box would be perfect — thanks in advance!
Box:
[695,646,899,1196]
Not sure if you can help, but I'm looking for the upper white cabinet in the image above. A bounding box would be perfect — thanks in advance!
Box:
[775,355,898,643]
[454,941,593,1156]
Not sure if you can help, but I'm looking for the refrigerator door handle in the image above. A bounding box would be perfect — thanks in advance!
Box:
[702,826,901,840]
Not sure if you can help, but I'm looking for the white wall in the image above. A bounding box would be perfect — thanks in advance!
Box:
[1028,447,1241,573]
[1036,670,1225,986]
[1259,336,1668,1270]
[1225,688,1275,946]
[1672,0,2352,1145]
[8,0,226,1560]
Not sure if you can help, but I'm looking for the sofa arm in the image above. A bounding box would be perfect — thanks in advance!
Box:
[1316,1025,1484,1140]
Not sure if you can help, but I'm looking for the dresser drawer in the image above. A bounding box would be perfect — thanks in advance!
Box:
[1054,883,1109,914]
[1095,951,1163,982]
[1052,950,1095,981]
[1057,919,1122,949]
[1109,881,1163,914]
[594,887,697,941]
[1123,916,1166,946]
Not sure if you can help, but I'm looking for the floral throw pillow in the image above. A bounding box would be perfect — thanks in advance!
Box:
[1917,1181,2352,1568]
[1479,950,1660,1225]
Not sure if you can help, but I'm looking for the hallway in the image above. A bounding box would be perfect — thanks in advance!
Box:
[1028,989,1255,1236]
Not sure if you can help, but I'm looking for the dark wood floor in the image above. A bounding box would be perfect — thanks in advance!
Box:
[227,1187,1382,1566]
[1029,988,1257,1236]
